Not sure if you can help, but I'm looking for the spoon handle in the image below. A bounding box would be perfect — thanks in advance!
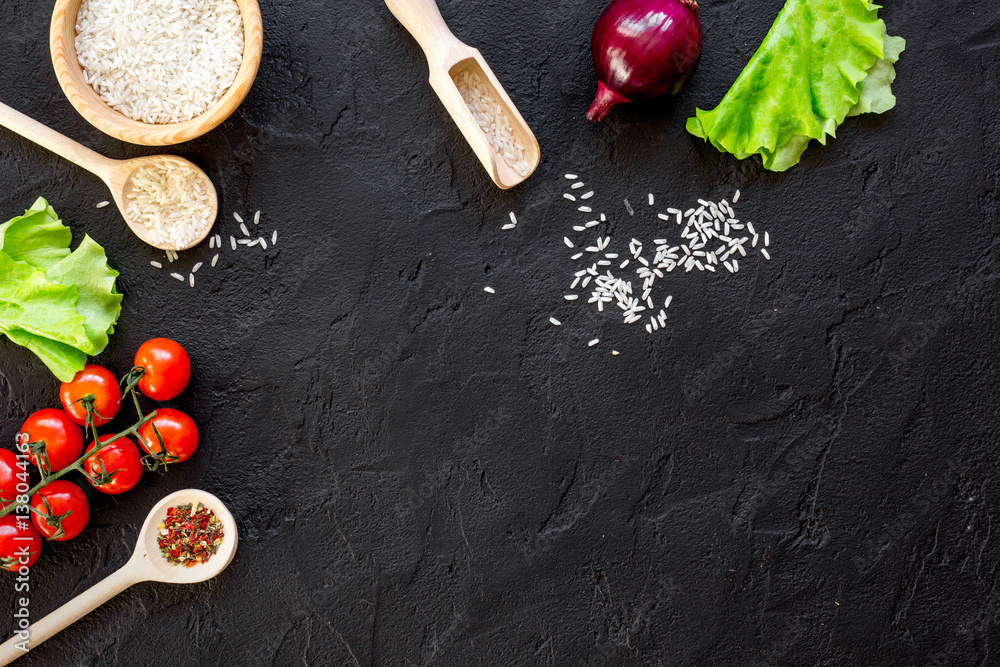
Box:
[0,564,140,665]
[384,0,462,63]
[0,101,114,179]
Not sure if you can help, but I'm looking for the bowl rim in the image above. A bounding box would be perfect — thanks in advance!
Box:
[50,0,263,146]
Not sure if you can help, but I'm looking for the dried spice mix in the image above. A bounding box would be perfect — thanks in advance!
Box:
[157,502,223,566]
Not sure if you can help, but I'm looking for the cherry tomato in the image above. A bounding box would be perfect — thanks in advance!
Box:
[60,365,122,427]
[134,338,190,401]
[30,480,89,541]
[20,409,84,473]
[0,515,42,571]
[84,435,143,495]
[0,449,21,509]
[138,408,199,464]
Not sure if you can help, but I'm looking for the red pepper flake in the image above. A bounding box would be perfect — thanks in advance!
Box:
[157,502,224,567]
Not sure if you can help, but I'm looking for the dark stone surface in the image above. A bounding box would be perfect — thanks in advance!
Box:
[1,0,998,664]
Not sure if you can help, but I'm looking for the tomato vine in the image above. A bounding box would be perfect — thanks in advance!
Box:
[0,366,176,523]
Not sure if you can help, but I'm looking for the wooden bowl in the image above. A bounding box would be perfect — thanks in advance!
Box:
[50,0,263,146]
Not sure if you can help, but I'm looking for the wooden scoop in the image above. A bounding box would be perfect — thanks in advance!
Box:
[385,0,540,189]
[0,101,217,251]
[0,489,237,665]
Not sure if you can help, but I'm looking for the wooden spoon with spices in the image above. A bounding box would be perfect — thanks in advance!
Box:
[0,489,237,665]
[0,101,217,251]
[385,0,540,189]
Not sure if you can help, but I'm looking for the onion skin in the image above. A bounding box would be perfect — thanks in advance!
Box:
[587,0,702,122]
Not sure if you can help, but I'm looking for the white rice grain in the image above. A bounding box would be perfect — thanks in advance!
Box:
[125,159,212,248]
[75,0,244,124]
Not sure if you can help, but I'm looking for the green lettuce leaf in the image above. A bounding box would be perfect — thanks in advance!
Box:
[0,199,122,381]
[0,198,72,269]
[849,32,905,116]
[1,329,87,382]
[45,235,122,354]
[0,251,91,352]
[686,0,903,172]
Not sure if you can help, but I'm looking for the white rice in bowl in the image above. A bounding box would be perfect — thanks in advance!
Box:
[75,0,245,125]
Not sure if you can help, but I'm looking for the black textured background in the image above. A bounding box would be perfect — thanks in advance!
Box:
[1,0,999,664]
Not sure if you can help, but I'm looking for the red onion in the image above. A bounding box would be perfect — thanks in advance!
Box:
[587,0,703,122]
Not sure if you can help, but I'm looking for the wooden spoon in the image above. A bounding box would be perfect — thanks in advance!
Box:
[0,489,237,665]
[0,101,217,251]
[385,0,540,189]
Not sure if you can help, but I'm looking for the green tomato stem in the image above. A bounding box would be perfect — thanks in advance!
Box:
[0,408,157,520]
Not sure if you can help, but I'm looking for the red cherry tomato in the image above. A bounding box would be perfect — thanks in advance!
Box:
[20,409,84,473]
[138,409,199,464]
[134,338,190,401]
[0,515,42,571]
[60,365,122,427]
[0,449,21,509]
[84,435,143,495]
[30,480,89,541]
